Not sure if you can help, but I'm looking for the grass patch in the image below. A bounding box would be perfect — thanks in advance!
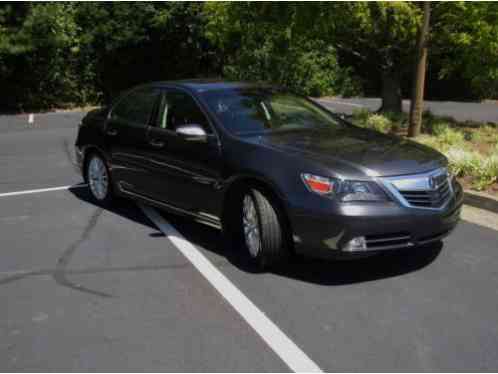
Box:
[350,109,498,193]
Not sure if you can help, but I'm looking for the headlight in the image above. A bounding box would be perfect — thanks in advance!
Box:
[301,173,388,202]
[339,180,388,202]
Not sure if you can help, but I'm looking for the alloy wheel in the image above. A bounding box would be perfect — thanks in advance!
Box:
[88,156,109,201]
[243,194,261,257]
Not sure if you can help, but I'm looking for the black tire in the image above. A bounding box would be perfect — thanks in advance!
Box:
[85,152,114,206]
[242,188,288,269]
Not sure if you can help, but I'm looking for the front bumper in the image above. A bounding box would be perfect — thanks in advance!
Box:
[289,181,463,259]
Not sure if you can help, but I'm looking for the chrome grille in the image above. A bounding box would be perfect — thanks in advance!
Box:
[381,167,454,210]
[400,177,451,208]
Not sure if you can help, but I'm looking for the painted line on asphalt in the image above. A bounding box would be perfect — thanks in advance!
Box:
[461,205,498,232]
[140,204,323,373]
[0,184,87,198]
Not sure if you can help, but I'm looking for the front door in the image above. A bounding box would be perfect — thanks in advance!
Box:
[144,89,223,219]
[105,87,160,194]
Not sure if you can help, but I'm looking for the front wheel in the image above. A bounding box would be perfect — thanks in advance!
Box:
[86,153,113,205]
[241,189,288,269]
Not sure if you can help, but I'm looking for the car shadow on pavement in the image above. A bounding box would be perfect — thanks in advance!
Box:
[70,186,157,230]
[163,209,443,286]
[70,187,443,286]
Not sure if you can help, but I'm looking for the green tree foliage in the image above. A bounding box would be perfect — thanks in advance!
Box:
[0,2,497,112]
[431,2,498,100]
[205,2,361,97]
[286,2,422,112]
[75,2,217,101]
[0,2,218,111]
[1,3,89,110]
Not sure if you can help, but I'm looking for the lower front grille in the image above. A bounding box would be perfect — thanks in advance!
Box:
[365,233,411,249]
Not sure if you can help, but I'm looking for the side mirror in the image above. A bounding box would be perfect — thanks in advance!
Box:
[175,123,207,142]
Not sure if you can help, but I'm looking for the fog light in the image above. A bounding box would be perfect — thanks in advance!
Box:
[343,236,367,252]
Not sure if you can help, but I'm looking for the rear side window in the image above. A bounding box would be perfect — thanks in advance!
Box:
[111,88,159,125]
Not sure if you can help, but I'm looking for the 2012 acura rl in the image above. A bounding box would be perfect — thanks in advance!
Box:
[75,80,463,268]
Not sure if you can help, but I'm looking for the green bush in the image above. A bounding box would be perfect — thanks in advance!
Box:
[351,109,416,134]
[351,109,371,126]
[365,114,392,133]
[445,148,482,177]
[350,109,393,133]
[415,134,441,150]
[433,147,498,190]
[435,127,466,147]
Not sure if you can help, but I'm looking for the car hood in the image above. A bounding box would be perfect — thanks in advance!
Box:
[254,126,447,177]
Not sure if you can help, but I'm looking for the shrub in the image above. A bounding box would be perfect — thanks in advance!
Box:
[445,148,482,177]
[435,127,465,147]
[476,154,498,190]
[415,134,442,150]
[365,114,392,133]
[443,148,498,190]
[351,109,371,126]
[431,121,450,136]
[350,110,393,133]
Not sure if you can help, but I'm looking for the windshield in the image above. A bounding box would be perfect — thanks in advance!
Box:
[202,89,342,135]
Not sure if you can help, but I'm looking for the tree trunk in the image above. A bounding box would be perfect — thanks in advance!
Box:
[380,71,402,113]
[408,2,431,138]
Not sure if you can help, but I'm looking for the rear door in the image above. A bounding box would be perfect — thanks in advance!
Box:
[144,88,224,219]
[105,87,160,194]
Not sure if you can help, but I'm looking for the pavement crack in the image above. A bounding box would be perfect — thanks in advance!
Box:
[0,270,49,286]
[52,207,113,298]
[0,205,229,294]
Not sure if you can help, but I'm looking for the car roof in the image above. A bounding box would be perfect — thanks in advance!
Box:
[152,79,273,93]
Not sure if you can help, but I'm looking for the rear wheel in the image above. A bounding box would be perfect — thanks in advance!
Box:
[86,153,113,205]
[241,188,288,269]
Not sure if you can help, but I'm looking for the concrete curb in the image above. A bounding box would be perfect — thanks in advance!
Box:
[464,190,498,214]
[462,190,498,232]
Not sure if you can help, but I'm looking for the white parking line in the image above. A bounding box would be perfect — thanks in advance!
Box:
[140,204,323,373]
[0,184,87,198]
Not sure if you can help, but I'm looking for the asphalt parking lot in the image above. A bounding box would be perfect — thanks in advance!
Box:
[1,111,498,371]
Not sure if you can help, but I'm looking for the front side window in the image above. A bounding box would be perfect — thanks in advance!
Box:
[111,88,159,125]
[202,89,342,135]
[155,90,211,133]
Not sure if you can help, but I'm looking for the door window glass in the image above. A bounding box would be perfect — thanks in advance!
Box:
[157,90,211,133]
[111,88,159,125]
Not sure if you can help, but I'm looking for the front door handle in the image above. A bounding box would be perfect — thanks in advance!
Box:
[149,139,165,148]
[107,129,118,136]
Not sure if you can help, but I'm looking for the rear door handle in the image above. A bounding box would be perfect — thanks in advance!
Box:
[106,129,118,136]
[149,139,165,148]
